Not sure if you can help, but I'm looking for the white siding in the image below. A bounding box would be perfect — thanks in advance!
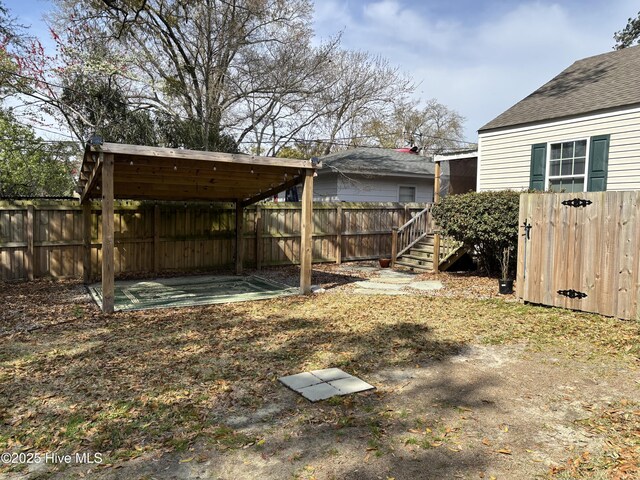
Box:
[312,174,339,201]
[478,107,640,191]
[336,174,433,202]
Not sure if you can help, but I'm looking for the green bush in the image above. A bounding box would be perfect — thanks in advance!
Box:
[431,190,521,277]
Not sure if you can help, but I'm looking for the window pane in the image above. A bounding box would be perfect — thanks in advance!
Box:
[561,160,572,176]
[561,142,573,159]
[572,179,584,192]
[550,143,561,160]
[549,178,584,193]
[575,140,586,157]
[550,160,560,176]
[574,157,585,175]
[549,179,563,192]
[399,186,415,202]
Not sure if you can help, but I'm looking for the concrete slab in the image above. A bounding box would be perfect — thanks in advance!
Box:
[278,372,323,390]
[329,376,375,394]
[376,277,415,285]
[409,280,444,291]
[298,382,342,402]
[88,275,297,311]
[310,368,351,382]
[279,368,376,402]
[377,270,417,278]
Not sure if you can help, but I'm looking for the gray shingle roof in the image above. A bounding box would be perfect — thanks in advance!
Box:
[319,148,435,176]
[479,45,640,133]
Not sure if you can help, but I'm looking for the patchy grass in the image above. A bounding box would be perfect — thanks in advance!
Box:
[550,400,640,479]
[0,278,638,477]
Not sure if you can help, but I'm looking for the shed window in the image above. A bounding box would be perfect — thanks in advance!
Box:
[547,139,587,193]
[399,186,416,202]
[530,136,610,192]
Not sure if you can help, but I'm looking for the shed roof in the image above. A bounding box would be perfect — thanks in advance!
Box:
[479,45,640,133]
[78,143,318,206]
[319,148,435,177]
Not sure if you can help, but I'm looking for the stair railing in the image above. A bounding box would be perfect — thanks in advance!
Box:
[391,205,433,267]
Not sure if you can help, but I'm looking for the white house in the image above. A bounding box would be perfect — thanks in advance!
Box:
[313,148,437,202]
[477,45,640,193]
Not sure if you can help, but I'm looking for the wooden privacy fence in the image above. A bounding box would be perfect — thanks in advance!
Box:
[0,200,428,282]
[518,191,640,320]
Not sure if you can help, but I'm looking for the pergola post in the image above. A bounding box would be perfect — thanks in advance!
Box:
[82,202,92,284]
[153,203,160,275]
[433,160,441,274]
[300,170,314,293]
[101,153,115,313]
[235,201,244,275]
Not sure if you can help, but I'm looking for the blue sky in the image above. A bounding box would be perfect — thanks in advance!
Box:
[6,0,640,142]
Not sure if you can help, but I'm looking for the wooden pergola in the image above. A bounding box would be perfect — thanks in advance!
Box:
[78,142,319,313]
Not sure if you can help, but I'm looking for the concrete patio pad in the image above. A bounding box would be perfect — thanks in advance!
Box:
[88,275,298,312]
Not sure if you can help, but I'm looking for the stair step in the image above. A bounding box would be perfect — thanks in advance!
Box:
[394,259,433,272]
[415,237,435,247]
[403,254,434,264]
[410,246,434,255]
[407,250,433,260]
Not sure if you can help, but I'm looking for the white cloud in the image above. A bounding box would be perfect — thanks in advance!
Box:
[313,0,640,140]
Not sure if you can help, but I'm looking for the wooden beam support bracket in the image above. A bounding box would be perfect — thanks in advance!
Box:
[240,173,309,208]
[80,152,103,204]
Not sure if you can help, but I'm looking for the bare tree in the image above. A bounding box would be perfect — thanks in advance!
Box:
[315,50,413,154]
[362,99,467,154]
[44,0,330,150]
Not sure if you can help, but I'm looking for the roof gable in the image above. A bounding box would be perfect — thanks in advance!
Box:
[479,45,640,133]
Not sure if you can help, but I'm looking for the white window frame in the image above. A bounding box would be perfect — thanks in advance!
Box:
[398,185,417,203]
[544,137,590,193]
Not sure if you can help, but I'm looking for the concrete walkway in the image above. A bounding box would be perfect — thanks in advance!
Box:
[347,266,444,295]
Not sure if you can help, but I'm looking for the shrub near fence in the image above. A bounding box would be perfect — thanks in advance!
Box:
[0,200,427,281]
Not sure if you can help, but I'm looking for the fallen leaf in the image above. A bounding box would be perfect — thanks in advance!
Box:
[482,438,492,446]
[495,448,512,455]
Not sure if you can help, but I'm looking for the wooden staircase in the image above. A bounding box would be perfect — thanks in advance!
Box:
[391,206,467,272]
[393,234,468,272]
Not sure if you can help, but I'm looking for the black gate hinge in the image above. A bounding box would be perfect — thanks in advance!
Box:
[522,219,532,239]
[561,198,592,208]
[557,289,587,299]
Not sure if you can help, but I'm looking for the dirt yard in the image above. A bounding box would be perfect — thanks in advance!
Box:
[0,264,638,479]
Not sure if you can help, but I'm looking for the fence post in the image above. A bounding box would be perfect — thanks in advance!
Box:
[255,205,262,270]
[335,205,342,265]
[391,227,398,267]
[26,205,34,281]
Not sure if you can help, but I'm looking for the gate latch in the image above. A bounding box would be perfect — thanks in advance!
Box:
[522,219,532,240]
[561,198,592,208]
[557,289,587,299]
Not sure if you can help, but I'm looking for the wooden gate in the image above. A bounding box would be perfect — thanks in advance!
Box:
[517,191,640,320]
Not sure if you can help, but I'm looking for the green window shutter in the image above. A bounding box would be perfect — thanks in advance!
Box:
[529,143,547,191]
[587,135,610,192]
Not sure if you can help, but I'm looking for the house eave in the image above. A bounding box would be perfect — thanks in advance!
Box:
[478,103,640,135]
